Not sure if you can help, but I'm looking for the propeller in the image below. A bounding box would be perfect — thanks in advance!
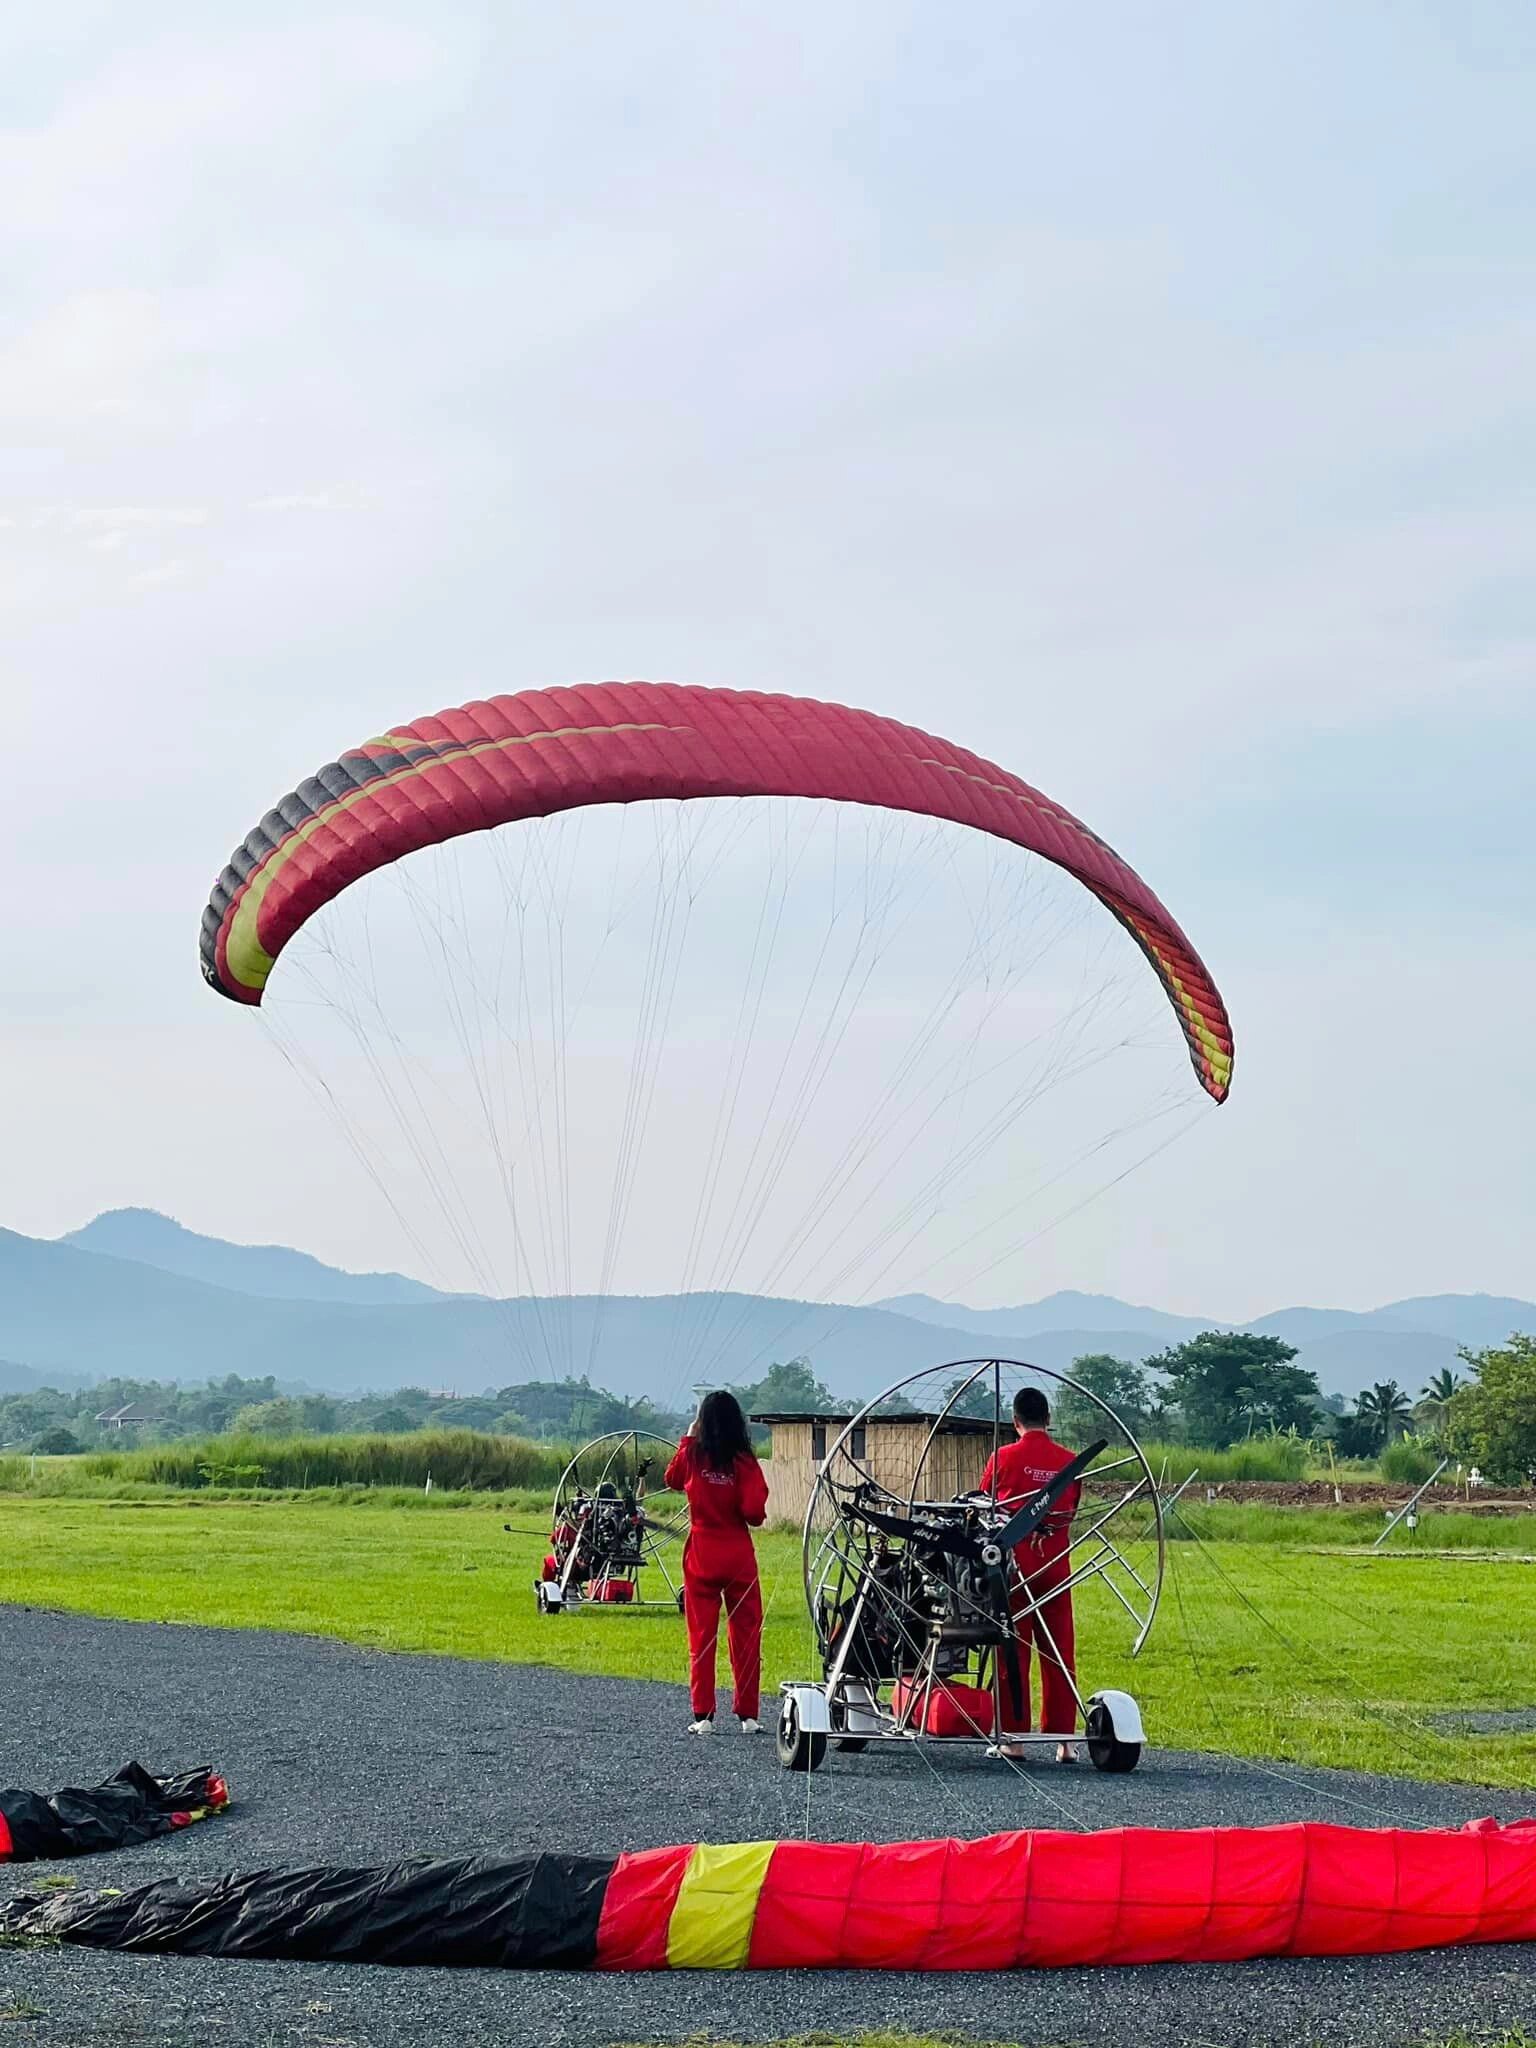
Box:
[849,1498,987,1562]
[993,1439,1105,1550]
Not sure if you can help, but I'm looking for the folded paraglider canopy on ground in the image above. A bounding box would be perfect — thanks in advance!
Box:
[0,1763,228,1862]
[8,1819,1536,1968]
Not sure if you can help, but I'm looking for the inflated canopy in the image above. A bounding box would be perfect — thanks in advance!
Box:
[199,681,1233,1102]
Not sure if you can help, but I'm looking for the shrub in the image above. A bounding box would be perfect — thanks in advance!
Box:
[30,1427,84,1457]
[1379,1437,1442,1485]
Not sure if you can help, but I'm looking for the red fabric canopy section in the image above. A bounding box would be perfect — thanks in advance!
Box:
[596,1818,1536,1970]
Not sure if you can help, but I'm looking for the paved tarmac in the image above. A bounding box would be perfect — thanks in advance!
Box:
[2,1605,1529,2046]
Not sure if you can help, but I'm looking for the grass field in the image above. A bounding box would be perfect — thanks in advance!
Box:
[3,1493,1534,1790]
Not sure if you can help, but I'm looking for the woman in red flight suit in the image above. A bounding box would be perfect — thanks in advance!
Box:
[665,1391,769,1735]
[977,1385,1082,1762]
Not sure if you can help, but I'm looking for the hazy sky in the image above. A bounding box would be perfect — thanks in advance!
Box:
[4,2,1533,1319]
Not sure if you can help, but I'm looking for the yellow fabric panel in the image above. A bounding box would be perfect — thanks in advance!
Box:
[665,1840,776,1970]
[1161,960,1233,1088]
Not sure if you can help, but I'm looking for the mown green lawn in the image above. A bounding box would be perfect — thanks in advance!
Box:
[2,1496,1534,1787]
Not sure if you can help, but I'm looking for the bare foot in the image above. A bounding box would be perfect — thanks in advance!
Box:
[1055,1741,1077,1764]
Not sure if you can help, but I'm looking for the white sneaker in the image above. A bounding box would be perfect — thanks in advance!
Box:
[689,1716,715,1735]
[738,1717,761,1734]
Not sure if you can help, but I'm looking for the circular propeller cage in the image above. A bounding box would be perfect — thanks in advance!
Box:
[544,1429,689,1609]
[802,1357,1165,1696]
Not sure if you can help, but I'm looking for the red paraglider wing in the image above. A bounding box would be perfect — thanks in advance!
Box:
[199,681,1232,1101]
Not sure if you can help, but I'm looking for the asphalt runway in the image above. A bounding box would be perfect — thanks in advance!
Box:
[2,1604,1531,2047]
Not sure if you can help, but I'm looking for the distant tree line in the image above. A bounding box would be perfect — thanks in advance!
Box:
[8,1332,1534,1485]
[1041,1332,1536,1487]
[0,1373,688,1459]
[860,1330,1536,1487]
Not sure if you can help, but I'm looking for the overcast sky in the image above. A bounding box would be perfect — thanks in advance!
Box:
[4,2,1532,1320]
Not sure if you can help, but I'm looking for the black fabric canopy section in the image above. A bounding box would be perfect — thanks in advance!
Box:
[0,1763,225,1863]
[0,1852,615,1969]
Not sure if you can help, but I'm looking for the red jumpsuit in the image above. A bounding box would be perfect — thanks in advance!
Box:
[979,1429,1081,1736]
[665,1437,769,1721]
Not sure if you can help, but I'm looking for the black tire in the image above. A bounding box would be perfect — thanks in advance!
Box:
[677,1589,687,1614]
[1085,1701,1140,1773]
[777,1696,827,1773]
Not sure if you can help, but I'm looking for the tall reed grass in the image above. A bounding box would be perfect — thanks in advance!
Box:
[1379,1437,1445,1485]
[1,1429,569,1495]
[1136,1437,1313,1483]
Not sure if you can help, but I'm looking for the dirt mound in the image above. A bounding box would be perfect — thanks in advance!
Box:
[1177,1479,1536,1513]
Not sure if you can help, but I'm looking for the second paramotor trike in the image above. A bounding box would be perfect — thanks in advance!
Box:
[533,1429,689,1614]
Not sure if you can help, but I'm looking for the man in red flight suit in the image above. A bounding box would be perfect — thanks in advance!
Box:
[978,1386,1081,1762]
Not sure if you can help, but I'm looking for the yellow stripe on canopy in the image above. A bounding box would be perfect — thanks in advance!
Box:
[665,1841,776,1970]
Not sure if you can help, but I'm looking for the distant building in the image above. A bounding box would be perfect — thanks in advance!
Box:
[750,1410,995,1526]
[94,1404,154,1431]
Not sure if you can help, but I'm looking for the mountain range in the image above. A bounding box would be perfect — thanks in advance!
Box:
[1,1208,1530,1405]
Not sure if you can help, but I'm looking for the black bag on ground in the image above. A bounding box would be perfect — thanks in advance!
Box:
[0,1761,228,1862]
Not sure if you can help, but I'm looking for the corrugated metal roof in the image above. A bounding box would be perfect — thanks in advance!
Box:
[749,1410,997,1435]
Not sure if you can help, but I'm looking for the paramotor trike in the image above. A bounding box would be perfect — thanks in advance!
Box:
[778,1358,1162,1773]
[534,1429,689,1614]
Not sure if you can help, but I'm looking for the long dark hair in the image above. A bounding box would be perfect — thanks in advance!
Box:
[695,1390,752,1473]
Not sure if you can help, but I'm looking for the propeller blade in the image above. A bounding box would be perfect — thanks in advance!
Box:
[851,1500,984,1561]
[993,1439,1106,1550]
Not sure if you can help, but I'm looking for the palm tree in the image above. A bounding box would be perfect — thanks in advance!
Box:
[1415,1366,1463,1433]
[1356,1379,1413,1446]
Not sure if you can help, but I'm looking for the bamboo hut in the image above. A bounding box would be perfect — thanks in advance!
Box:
[750,1410,996,1527]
